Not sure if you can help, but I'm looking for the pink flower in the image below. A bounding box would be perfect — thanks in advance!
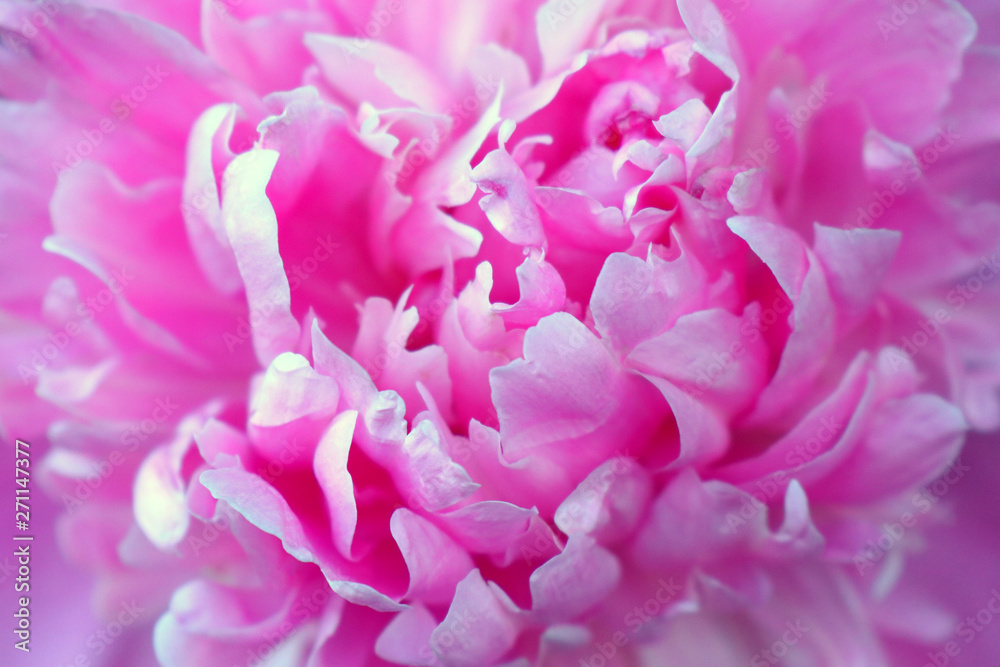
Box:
[1,0,999,665]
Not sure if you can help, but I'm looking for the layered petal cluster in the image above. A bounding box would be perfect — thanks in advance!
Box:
[2,0,999,665]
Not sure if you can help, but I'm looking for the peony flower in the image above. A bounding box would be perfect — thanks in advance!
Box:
[1,0,999,665]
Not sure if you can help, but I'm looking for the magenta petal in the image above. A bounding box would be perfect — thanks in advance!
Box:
[554,457,653,544]
[729,216,836,423]
[473,142,547,248]
[492,253,567,329]
[813,224,901,333]
[393,420,479,512]
[221,149,301,366]
[628,306,769,418]
[352,294,453,421]
[313,410,359,560]
[374,603,438,666]
[134,442,190,550]
[812,394,966,504]
[437,500,536,554]
[590,248,709,354]
[4,0,998,663]
[250,352,340,428]
[181,104,243,295]
[391,508,474,605]
[199,467,320,565]
[528,534,621,623]
[491,313,664,475]
[632,469,758,569]
[307,32,454,111]
[429,569,520,665]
